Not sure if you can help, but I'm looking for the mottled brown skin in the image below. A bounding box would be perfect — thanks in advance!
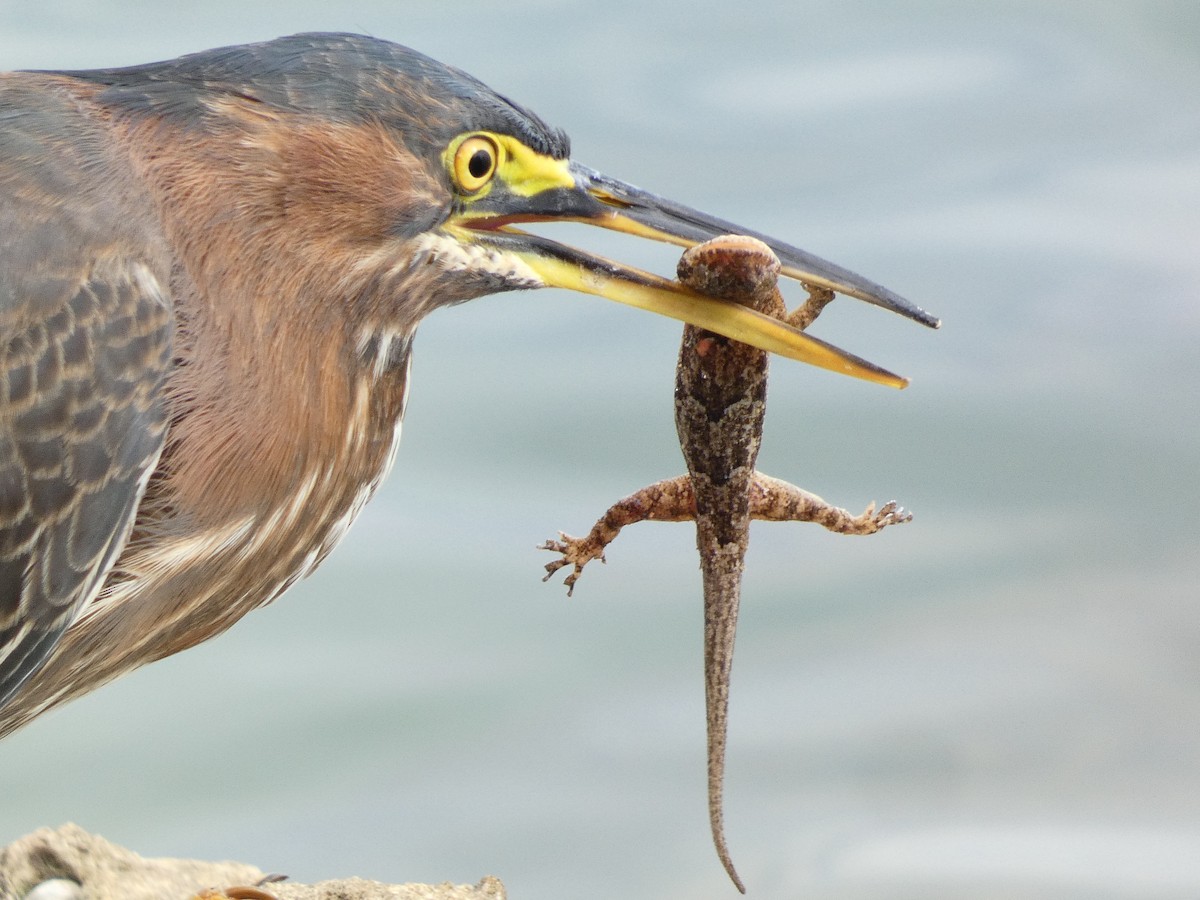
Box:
[675,238,779,894]
[541,236,910,892]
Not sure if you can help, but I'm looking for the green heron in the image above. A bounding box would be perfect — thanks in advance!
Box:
[0,32,937,738]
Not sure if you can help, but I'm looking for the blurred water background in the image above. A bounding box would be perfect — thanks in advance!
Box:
[2,1,1199,897]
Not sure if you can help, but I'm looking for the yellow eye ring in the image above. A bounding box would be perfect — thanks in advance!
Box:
[452,135,500,193]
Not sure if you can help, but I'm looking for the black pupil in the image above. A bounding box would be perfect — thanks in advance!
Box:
[467,149,492,180]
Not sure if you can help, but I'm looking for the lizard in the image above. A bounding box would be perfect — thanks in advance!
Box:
[541,235,910,892]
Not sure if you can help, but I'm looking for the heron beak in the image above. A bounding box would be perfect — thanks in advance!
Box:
[456,161,938,389]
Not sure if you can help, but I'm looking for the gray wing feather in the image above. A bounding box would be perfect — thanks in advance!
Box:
[0,78,172,708]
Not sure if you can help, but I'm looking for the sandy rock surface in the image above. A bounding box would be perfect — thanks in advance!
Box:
[0,824,505,900]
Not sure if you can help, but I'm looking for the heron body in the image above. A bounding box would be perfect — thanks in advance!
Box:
[0,33,936,739]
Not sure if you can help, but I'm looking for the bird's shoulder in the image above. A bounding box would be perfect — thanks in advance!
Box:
[0,71,174,710]
[0,72,172,321]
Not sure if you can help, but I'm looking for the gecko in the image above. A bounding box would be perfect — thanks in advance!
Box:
[541,235,910,892]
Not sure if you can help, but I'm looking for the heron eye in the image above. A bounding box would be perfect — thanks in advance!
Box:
[452,135,500,193]
[468,150,491,178]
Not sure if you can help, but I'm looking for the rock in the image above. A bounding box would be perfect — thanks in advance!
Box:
[23,880,82,900]
[0,824,505,900]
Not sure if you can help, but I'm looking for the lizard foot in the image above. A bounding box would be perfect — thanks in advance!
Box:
[539,532,607,597]
[856,500,913,533]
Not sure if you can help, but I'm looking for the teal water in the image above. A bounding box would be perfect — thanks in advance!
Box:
[3,2,1199,897]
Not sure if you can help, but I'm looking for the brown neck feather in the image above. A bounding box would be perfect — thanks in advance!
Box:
[109,95,442,526]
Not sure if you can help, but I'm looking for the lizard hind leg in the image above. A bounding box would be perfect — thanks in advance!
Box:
[538,531,608,597]
[539,476,698,596]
